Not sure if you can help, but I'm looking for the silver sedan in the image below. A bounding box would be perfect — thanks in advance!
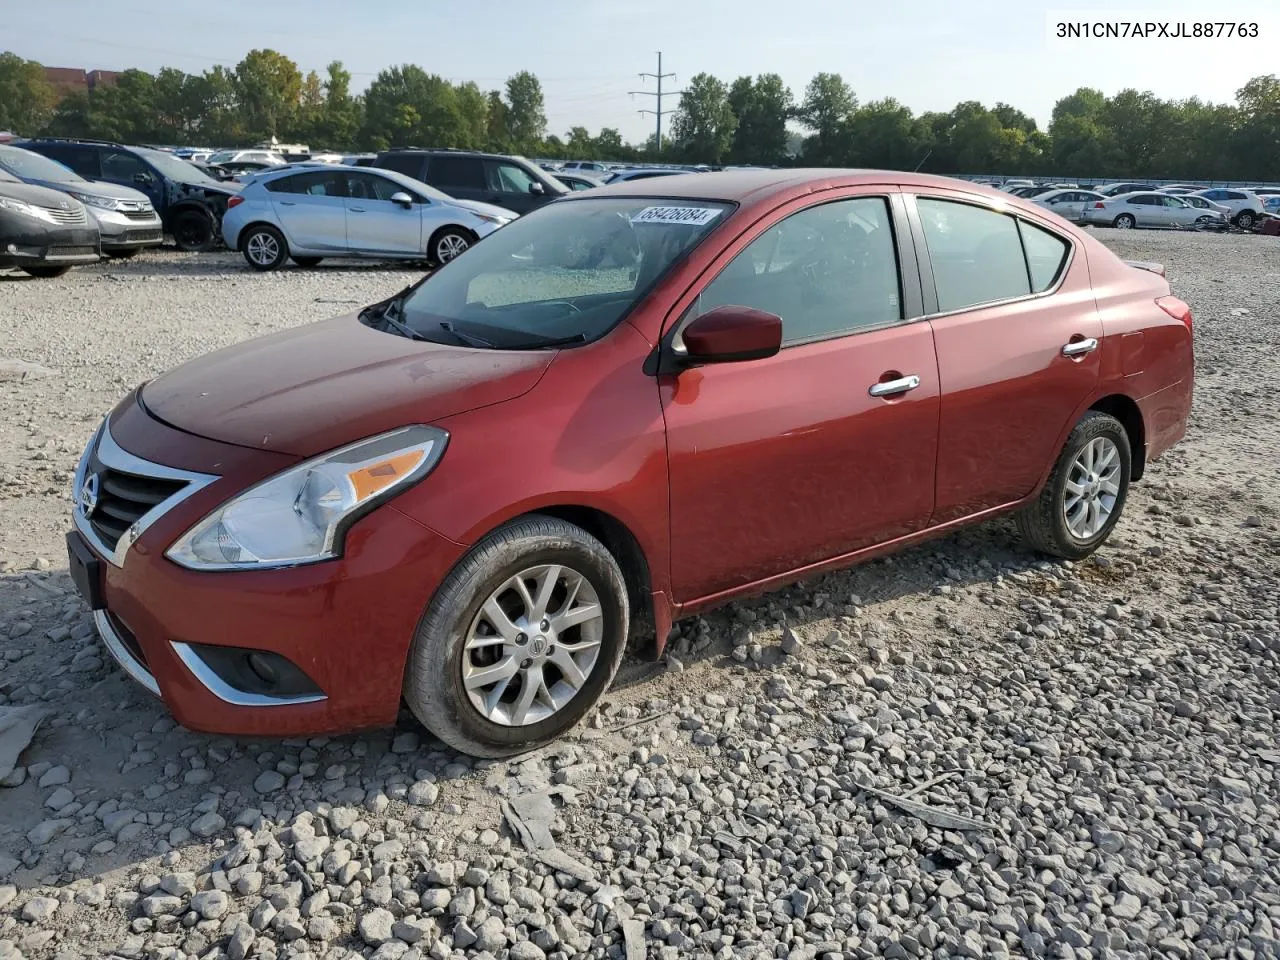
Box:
[221,166,516,271]
[1080,191,1226,230]
[1032,188,1107,224]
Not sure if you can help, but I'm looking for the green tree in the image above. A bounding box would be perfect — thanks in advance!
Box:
[485,90,510,151]
[1233,75,1280,180]
[671,73,737,163]
[234,48,302,141]
[844,98,926,170]
[797,72,855,165]
[504,71,546,152]
[313,61,361,148]
[0,52,57,135]
[362,65,468,150]
[727,74,793,165]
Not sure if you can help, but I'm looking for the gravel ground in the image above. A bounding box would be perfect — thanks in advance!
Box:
[1,233,1278,960]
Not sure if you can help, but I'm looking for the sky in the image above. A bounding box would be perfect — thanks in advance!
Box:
[7,0,1278,144]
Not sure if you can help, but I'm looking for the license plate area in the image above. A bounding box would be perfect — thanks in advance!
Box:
[66,531,105,610]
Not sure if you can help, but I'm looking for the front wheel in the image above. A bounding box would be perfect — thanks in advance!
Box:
[1112,214,1136,230]
[429,227,472,266]
[1015,411,1132,560]
[404,515,629,758]
[241,225,288,271]
[171,210,215,252]
[20,264,72,278]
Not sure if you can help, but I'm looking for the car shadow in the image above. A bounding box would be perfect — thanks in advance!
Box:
[0,511,1048,893]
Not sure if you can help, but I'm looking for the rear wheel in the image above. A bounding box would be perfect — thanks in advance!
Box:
[291,256,322,268]
[429,227,472,265]
[241,225,288,271]
[20,265,72,278]
[404,515,629,758]
[171,210,216,252]
[106,249,141,260]
[1112,214,1136,230]
[1235,211,1256,230]
[1016,411,1131,560]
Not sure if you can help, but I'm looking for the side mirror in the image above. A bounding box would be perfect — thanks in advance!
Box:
[134,172,153,185]
[389,191,414,207]
[529,181,546,196]
[680,305,782,364]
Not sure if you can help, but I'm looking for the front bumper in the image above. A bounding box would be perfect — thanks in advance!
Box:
[93,208,164,251]
[0,213,100,266]
[70,397,466,736]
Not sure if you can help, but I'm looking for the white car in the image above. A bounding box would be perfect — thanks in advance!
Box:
[1080,191,1226,230]
[221,165,515,271]
[1032,188,1107,223]
[1190,188,1266,229]
[207,150,286,167]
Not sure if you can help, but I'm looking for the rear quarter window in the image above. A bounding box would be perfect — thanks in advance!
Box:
[1018,221,1070,293]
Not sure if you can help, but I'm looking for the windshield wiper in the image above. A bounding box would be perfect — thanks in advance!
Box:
[438,321,494,348]
[504,332,589,349]
[372,295,429,342]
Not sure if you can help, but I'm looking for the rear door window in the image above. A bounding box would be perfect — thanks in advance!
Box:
[266,171,346,196]
[916,198,1031,311]
[485,161,537,196]
[377,154,425,178]
[425,156,485,191]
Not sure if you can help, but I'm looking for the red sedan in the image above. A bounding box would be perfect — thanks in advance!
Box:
[66,170,1194,757]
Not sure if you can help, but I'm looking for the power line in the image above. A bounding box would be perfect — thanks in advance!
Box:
[629,52,682,151]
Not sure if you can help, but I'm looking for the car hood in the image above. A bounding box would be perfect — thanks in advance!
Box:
[444,197,519,220]
[140,313,554,456]
[0,179,87,209]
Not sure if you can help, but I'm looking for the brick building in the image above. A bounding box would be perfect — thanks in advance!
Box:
[42,67,122,101]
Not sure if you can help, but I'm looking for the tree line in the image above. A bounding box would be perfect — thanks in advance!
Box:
[2,50,1277,180]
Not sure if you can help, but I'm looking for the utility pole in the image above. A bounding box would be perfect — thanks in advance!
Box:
[629,52,680,153]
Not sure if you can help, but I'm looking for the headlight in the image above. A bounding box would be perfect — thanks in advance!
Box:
[68,192,122,211]
[0,196,53,221]
[166,426,447,570]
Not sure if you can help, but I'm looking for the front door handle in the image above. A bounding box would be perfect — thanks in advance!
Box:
[278,201,296,206]
[349,207,366,213]
[868,374,921,398]
[1062,337,1099,357]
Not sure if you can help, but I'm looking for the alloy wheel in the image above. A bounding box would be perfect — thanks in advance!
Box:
[1063,436,1122,540]
[462,564,603,726]
[437,233,469,263]
[246,232,279,267]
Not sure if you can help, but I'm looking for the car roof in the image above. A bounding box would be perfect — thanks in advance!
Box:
[581,168,1027,205]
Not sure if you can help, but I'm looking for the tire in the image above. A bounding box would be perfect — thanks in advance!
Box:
[20,265,72,278]
[1112,214,1136,230]
[404,515,629,758]
[171,210,216,252]
[106,249,141,260]
[1235,211,1256,230]
[291,256,322,268]
[241,224,288,271]
[429,227,472,266]
[1015,411,1132,560]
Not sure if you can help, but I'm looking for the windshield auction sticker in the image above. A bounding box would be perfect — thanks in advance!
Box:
[630,206,723,226]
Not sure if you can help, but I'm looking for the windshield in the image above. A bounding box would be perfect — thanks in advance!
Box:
[373,167,454,203]
[392,197,732,349]
[135,147,219,185]
[0,145,85,183]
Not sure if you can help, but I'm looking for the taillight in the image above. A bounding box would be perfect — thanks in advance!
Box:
[1156,295,1192,332]
[1094,201,1105,208]
[227,196,244,208]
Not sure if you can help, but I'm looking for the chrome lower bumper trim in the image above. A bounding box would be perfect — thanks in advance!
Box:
[94,609,161,698]
[170,642,328,708]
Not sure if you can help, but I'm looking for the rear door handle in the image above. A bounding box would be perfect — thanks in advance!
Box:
[1062,337,1099,357]
[868,374,921,398]
[349,207,366,213]
[278,201,296,206]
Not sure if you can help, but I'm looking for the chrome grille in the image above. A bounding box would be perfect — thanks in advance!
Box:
[72,420,219,568]
[85,458,187,552]
[124,208,156,221]
[39,204,88,225]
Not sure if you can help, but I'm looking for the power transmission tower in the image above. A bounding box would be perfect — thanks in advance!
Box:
[629,52,682,153]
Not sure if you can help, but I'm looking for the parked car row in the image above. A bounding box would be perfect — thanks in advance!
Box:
[1000,179,1274,231]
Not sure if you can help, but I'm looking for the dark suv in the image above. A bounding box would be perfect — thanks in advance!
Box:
[373,149,567,215]
[21,139,240,251]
